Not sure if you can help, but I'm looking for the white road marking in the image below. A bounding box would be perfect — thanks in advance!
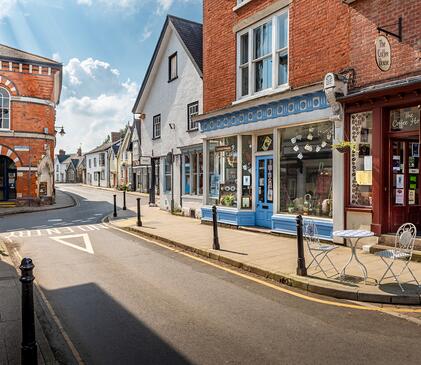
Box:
[48,219,63,222]
[50,233,94,254]
[94,214,102,216]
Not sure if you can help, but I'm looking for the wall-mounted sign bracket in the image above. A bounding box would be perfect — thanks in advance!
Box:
[377,17,402,42]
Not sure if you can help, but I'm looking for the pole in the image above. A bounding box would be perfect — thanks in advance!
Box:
[20,257,38,365]
[113,194,117,217]
[123,189,127,210]
[170,150,174,213]
[212,205,220,250]
[137,198,142,227]
[296,215,307,276]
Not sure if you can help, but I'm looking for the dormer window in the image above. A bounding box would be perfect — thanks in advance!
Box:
[0,87,10,129]
[168,52,178,82]
[237,8,289,99]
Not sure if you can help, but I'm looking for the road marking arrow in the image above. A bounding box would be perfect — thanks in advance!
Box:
[50,234,94,254]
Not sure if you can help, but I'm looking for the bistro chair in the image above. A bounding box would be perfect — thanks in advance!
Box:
[304,220,339,278]
[375,223,419,292]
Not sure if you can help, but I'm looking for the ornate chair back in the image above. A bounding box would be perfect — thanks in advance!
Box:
[304,220,319,249]
[395,223,417,259]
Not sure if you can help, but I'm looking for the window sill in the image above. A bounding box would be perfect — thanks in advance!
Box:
[168,76,178,83]
[233,0,253,11]
[152,136,161,140]
[187,128,199,133]
[232,84,291,106]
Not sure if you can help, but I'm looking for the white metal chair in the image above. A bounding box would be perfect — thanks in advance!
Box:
[375,223,419,292]
[304,220,339,277]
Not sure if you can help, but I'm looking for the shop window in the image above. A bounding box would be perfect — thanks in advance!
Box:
[0,87,10,129]
[279,121,333,217]
[390,106,420,132]
[183,151,203,195]
[350,112,373,207]
[237,8,288,99]
[241,135,252,209]
[164,157,171,192]
[208,136,238,207]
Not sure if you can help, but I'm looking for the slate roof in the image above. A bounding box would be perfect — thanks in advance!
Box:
[85,141,112,155]
[57,154,70,163]
[112,140,121,155]
[132,15,203,113]
[0,43,62,67]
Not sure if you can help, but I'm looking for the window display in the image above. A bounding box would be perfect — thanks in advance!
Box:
[183,151,203,195]
[208,136,238,207]
[350,112,373,206]
[241,135,252,209]
[279,121,333,217]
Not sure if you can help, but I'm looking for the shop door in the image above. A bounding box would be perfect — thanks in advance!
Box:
[255,156,273,228]
[389,138,421,233]
[0,156,17,201]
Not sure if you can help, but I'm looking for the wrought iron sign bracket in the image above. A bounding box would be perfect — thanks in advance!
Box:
[377,17,402,42]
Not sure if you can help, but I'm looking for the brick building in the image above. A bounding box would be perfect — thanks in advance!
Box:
[336,0,421,235]
[0,44,62,206]
[196,0,352,238]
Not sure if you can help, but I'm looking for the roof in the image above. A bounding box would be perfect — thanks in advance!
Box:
[0,43,62,67]
[85,141,112,155]
[112,140,121,155]
[132,119,141,141]
[132,15,203,113]
[57,154,70,163]
[111,132,121,143]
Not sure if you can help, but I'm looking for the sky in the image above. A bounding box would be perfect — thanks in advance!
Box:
[0,0,202,153]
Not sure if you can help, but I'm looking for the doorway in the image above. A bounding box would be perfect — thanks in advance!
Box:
[0,156,17,201]
[255,156,273,228]
[388,137,421,232]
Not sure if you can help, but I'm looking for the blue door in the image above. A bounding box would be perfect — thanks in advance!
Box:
[255,156,273,228]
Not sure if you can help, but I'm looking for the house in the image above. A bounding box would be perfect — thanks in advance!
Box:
[116,125,133,189]
[0,44,62,205]
[195,0,352,239]
[132,15,203,214]
[108,138,121,188]
[76,155,86,184]
[54,147,83,183]
[55,150,70,183]
[85,141,111,187]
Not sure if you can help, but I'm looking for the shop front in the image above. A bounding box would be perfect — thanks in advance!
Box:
[199,89,338,239]
[341,80,421,235]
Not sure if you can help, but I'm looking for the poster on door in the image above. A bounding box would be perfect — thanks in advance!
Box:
[393,156,401,172]
[409,190,416,205]
[395,188,404,204]
[396,174,404,189]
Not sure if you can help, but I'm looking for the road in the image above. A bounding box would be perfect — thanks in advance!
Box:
[1,184,421,365]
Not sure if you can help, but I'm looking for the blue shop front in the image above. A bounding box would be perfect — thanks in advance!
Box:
[197,88,337,240]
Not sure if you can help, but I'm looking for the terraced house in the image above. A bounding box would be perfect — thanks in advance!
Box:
[0,44,62,206]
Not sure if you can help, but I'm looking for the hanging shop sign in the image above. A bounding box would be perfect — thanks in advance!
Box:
[140,156,151,166]
[375,35,391,72]
[215,145,232,153]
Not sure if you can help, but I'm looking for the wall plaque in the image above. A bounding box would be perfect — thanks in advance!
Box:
[39,182,48,197]
[375,35,391,71]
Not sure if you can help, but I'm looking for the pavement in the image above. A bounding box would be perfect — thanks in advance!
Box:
[0,189,76,217]
[0,240,57,364]
[1,184,421,364]
[109,200,421,305]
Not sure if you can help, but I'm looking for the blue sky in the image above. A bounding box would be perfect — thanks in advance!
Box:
[0,0,202,152]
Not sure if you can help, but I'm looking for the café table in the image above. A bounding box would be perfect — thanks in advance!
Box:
[332,229,375,284]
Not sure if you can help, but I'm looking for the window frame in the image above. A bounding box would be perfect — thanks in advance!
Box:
[187,101,199,131]
[236,8,289,100]
[0,87,11,130]
[153,114,161,139]
[168,52,178,82]
[164,157,172,192]
[183,151,203,196]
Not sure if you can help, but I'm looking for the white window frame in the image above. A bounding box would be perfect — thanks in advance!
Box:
[187,101,199,131]
[236,8,289,100]
[153,114,161,139]
[0,87,11,130]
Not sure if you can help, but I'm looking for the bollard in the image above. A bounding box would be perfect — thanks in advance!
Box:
[212,205,220,250]
[296,215,307,276]
[113,194,117,217]
[123,190,127,210]
[20,258,38,365]
[137,198,142,227]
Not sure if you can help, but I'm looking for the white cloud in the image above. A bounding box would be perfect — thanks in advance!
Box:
[0,0,17,19]
[56,57,137,153]
[140,25,152,42]
[156,0,173,15]
[52,52,61,62]
[77,0,92,5]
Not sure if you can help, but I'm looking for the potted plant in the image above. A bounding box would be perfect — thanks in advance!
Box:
[221,194,235,207]
[332,140,357,153]
[287,202,295,214]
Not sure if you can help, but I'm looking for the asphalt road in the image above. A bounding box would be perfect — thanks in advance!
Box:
[1,184,421,365]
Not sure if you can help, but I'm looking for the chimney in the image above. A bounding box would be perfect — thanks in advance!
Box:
[77,147,82,156]
[59,149,66,156]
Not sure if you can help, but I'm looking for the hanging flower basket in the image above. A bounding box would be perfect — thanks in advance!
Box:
[332,141,357,154]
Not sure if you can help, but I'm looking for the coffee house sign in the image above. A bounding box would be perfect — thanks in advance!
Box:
[375,35,391,71]
[390,107,420,131]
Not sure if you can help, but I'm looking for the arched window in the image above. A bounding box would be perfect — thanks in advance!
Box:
[0,87,10,129]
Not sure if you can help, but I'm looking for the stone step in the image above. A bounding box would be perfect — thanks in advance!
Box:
[370,244,421,263]
[380,234,421,251]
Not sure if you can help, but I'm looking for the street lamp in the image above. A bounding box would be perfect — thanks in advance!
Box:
[55,126,66,136]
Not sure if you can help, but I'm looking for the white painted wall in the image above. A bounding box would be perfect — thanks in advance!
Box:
[139,25,203,211]
[54,156,67,183]
[85,151,109,187]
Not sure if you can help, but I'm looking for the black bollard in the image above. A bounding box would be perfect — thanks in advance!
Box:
[113,194,117,217]
[137,198,142,227]
[296,215,307,276]
[212,205,220,250]
[20,258,38,365]
[123,190,127,210]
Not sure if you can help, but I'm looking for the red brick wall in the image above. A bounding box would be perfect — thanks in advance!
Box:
[349,0,421,89]
[203,0,351,114]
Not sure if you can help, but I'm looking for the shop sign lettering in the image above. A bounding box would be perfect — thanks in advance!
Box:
[390,107,420,131]
[375,35,391,72]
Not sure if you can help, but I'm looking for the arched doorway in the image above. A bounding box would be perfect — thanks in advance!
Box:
[0,156,17,201]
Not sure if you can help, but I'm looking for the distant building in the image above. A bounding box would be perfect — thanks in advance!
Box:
[54,147,83,183]
[85,141,111,187]
[0,44,62,205]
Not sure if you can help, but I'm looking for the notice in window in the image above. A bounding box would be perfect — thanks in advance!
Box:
[396,174,404,189]
[409,190,416,205]
[395,188,404,204]
[393,156,401,172]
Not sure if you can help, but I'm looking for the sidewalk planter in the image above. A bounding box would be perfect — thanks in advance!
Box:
[201,206,255,226]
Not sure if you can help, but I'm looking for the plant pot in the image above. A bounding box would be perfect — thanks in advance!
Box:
[335,146,349,153]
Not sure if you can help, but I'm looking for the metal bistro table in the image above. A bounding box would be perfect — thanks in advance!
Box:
[332,230,374,284]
